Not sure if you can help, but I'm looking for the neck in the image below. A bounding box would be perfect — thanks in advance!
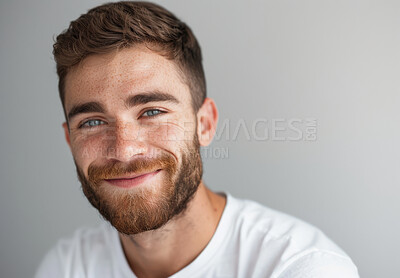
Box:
[118,181,226,278]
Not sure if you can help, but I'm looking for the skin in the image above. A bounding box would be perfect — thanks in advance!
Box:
[62,45,226,278]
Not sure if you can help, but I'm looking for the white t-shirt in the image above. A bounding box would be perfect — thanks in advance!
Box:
[35,193,359,278]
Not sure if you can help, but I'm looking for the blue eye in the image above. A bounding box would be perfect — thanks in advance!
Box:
[80,119,106,128]
[142,109,165,118]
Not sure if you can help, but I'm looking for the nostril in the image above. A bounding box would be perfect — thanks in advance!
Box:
[105,139,148,162]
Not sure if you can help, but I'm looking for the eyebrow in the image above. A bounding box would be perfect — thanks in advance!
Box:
[67,91,180,121]
[67,102,105,121]
[125,91,180,108]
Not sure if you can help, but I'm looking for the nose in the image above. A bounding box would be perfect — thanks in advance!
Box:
[105,121,147,162]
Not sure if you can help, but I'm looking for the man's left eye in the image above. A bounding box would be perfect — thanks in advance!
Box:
[141,109,165,118]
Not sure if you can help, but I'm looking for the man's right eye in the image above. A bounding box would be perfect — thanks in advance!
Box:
[79,119,106,129]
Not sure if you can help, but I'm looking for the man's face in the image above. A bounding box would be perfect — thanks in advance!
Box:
[63,46,203,235]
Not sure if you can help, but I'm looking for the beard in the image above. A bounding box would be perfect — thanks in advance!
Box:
[75,134,203,235]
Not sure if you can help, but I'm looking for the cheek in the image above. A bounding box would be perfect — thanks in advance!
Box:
[69,133,108,167]
[146,119,196,149]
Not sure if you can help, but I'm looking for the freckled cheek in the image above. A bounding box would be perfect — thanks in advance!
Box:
[69,133,108,166]
[145,122,196,147]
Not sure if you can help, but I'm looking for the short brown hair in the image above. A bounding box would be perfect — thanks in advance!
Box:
[53,1,206,119]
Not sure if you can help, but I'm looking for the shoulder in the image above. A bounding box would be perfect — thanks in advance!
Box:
[34,223,116,278]
[224,193,359,277]
[275,249,360,278]
[228,194,346,254]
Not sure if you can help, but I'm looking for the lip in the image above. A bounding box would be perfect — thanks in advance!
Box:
[104,169,162,188]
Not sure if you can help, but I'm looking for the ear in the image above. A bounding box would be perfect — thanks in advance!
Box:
[62,122,71,148]
[196,98,218,146]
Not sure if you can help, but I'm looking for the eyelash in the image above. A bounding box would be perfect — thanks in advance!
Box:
[78,109,166,129]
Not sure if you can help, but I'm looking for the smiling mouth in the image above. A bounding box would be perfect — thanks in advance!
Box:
[104,169,162,188]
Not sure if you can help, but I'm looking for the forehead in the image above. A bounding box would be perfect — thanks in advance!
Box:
[64,46,191,110]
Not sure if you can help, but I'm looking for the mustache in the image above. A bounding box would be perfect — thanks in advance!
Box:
[87,153,176,183]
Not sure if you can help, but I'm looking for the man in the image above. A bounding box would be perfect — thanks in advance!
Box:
[35,2,359,277]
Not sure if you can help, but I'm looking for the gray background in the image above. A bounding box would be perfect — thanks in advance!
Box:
[1,0,399,277]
